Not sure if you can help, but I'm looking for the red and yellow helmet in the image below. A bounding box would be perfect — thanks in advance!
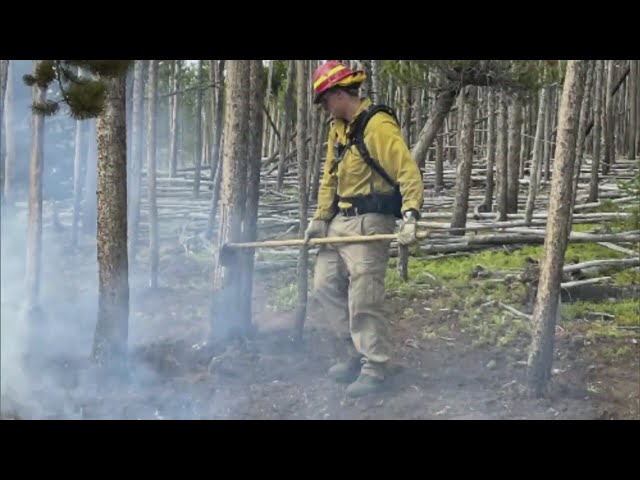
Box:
[312,60,366,104]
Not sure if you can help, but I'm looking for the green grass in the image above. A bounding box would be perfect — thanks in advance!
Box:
[562,299,640,327]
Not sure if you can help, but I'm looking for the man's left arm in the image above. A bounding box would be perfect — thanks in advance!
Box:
[365,115,424,217]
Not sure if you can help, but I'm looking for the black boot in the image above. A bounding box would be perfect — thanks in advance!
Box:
[327,356,362,383]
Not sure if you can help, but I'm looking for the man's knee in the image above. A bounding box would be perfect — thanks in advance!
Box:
[349,261,387,305]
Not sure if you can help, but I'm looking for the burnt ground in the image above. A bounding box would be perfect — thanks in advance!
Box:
[2,224,638,420]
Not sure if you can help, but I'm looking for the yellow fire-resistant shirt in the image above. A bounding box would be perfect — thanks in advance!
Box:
[313,97,424,220]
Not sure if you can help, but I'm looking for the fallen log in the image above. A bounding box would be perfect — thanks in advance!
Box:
[560,277,612,289]
[563,258,640,273]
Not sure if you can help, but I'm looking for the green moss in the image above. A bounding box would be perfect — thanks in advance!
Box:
[564,242,626,262]
[612,268,640,286]
[562,299,640,327]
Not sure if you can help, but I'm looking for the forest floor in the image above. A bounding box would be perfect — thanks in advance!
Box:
[1,208,638,420]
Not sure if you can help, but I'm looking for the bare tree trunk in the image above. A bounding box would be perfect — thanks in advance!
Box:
[602,60,615,175]
[571,60,594,213]
[629,60,637,159]
[209,60,251,343]
[206,134,223,240]
[169,60,180,178]
[71,119,85,247]
[525,84,549,225]
[527,60,586,397]
[411,88,429,144]
[82,120,97,235]
[519,109,527,179]
[310,112,328,203]
[307,98,320,190]
[211,60,225,179]
[507,93,523,213]
[360,60,373,100]
[636,61,640,156]
[128,61,144,262]
[262,60,274,157]
[239,60,265,334]
[91,73,129,371]
[146,60,159,289]
[496,91,508,221]
[371,60,380,104]
[401,62,412,144]
[411,84,459,167]
[294,60,309,343]
[482,89,496,210]
[589,60,604,203]
[452,88,464,166]
[192,60,205,198]
[3,60,15,204]
[25,60,46,321]
[276,60,295,192]
[435,126,444,193]
[451,85,477,233]
[0,60,7,200]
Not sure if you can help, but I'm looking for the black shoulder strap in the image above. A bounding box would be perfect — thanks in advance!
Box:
[349,104,399,187]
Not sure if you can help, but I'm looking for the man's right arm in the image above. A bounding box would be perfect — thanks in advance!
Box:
[313,121,338,220]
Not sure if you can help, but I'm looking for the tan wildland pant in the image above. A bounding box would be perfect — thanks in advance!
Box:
[312,212,396,378]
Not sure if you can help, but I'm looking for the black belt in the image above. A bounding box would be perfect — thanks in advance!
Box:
[339,207,360,217]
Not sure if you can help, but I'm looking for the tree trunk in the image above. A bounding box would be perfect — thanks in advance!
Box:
[507,93,523,213]
[71,119,86,247]
[525,84,549,225]
[411,84,459,167]
[209,60,251,343]
[91,73,129,371]
[146,60,159,289]
[169,60,181,178]
[276,60,295,192]
[193,60,204,198]
[571,60,594,214]
[83,120,97,235]
[307,96,320,190]
[239,60,265,333]
[25,60,46,320]
[401,62,412,145]
[435,126,444,193]
[415,88,425,145]
[636,61,640,156]
[371,60,380,104]
[519,109,527,179]
[527,60,586,397]
[206,135,223,240]
[360,60,373,100]
[310,112,328,203]
[628,60,637,159]
[3,60,15,204]
[543,86,554,182]
[263,60,274,157]
[602,60,615,175]
[128,61,144,262]
[211,60,225,180]
[496,91,509,221]
[482,88,496,210]
[450,86,477,234]
[589,60,604,203]
[0,59,7,200]
[294,60,309,343]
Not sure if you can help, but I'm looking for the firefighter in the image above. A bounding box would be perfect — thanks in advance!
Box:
[305,61,424,397]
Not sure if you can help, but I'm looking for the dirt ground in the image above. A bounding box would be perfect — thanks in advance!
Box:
[2,227,637,420]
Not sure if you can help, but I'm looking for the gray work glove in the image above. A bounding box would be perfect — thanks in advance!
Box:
[304,219,328,244]
[397,210,418,246]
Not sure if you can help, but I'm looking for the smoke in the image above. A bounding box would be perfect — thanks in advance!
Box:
[0,60,233,420]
